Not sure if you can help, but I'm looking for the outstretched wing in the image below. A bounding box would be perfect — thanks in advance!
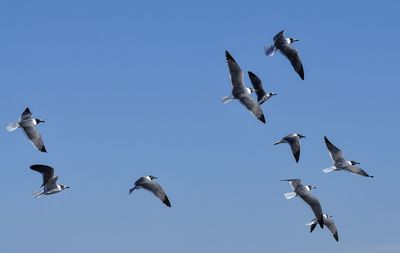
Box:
[19,107,32,121]
[30,164,55,186]
[279,44,304,80]
[237,93,266,123]
[324,136,345,165]
[22,126,47,152]
[299,191,324,228]
[225,50,245,92]
[248,71,267,104]
[284,137,301,163]
[141,181,171,207]
[280,179,302,190]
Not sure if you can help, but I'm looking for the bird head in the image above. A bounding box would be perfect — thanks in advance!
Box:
[350,160,360,165]
[60,185,70,190]
[148,175,158,180]
[35,118,45,124]
[297,134,306,139]
[268,92,277,97]
[306,185,316,191]
[289,38,299,44]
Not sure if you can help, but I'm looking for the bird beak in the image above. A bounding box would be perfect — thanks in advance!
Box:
[294,39,299,42]
[66,186,70,189]
[272,93,277,96]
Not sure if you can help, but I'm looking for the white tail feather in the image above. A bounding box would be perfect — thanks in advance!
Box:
[222,96,234,104]
[264,45,276,56]
[6,122,19,132]
[305,221,315,226]
[284,192,297,200]
[323,166,337,173]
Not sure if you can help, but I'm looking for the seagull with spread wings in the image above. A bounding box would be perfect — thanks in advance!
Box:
[274,133,306,163]
[129,175,171,207]
[30,164,69,198]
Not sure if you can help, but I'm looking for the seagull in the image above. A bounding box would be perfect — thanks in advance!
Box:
[306,214,339,242]
[129,175,171,207]
[323,136,373,178]
[6,107,47,152]
[248,71,277,105]
[281,179,324,228]
[265,30,304,80]
[222,51,266,124]
[274,133,306,163]
[30,164,69,198]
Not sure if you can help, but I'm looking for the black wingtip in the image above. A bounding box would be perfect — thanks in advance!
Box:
[333,232,339,242]
[248,71,255,77]
[258,114,266,124]
[39,146,47,153]
[23,107,31,114]
[163,196,171,207]
[225,50,234,61]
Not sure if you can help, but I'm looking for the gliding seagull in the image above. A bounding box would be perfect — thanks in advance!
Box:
[274,133,306,163]
[248,71,277,105]
[306,214,339,242]
[323,136,373,178]
[265,30,304,80]
[222,51,266,123]
[281,179,324,228]
[129,175,171,207]
[30,164,69,198]
[7,107,47,152]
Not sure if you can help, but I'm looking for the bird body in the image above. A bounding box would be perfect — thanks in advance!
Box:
[307,214,339,242]
[324,136,373,178]
[129,175,171,207]
[30,165,69,198]
[281,179,324,228]
[265,30,304,80]
[274,133,305,163]
[7,108,47,152]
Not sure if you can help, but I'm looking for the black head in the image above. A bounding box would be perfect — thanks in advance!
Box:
[61,185,70,190]
[290,38,299,43]
[306,185,316,191]
[149,175,158,180]
[35,118,45,124]
[297,134,306,139]
[350,160,360,165]
[268,92,277,96]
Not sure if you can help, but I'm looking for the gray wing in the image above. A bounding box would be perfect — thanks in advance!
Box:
[273,30,285,41]
[237,93,266,123]
[284,136,301,163]
[19,107,32,121]
[225,51,245,92]
[325,217,339,241]
[299,191,324,228]
[248,71,267,104]
[30,165,55,187]
[22,125,47,152]
[346,165,374,178]
[280,179,302,190]
[140,181,171,207]
[278,44,304,80]
[324,136,345,166]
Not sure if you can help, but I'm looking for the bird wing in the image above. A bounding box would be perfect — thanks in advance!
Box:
[237,93,266,123]
[346,165,373,178]
[273,30,285,41]
[280,179,302,190]
[299,191,323,227]
[140,181,171,207]
[248,71,267,104]
[324,136,345,165]
[325,217,339,241]
[278,44,304,80]
[19,107,32,121]
[22,125,46,152]
[30,165,55,187]
[285,136,301,163]
[225,50,245,92]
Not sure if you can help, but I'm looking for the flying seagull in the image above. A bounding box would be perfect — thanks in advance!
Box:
[6,107,47,152]
[248,71,277,105]
[30,164,69,198]
[129,175,171,207]
[274,133,306,163]
[222,51,266,123]
[306,214,339,242]
[265,30,304,80]
[323,136,373,178]
[281,179,324,228]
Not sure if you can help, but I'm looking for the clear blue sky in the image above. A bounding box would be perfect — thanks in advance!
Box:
[0,1,399,252]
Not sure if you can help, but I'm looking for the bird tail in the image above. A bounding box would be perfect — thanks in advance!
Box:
[264,45,276,56]
[306,220,318,233]
[128,186,138,194]
[33,190,44,198]
[284,191,297,200]
[323,166,337,173]
[6,122,19,132]
[221,96,234,104]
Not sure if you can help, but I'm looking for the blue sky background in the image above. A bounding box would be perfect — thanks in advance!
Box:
[0,1,399,252]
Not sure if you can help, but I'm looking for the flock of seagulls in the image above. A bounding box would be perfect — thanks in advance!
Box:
[5,29,373,244]
[222,30,374,242]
